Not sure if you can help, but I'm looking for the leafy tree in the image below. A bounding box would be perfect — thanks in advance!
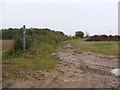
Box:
[75,31,84,38]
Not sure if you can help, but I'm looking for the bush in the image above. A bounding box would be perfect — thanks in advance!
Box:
[75,31,84,38]
[100,34,108,38]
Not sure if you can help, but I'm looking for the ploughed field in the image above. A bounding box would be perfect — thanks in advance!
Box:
[86,35,120,41]
[0,40,14,50]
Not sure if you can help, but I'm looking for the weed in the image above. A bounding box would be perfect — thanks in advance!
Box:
[63,63,69,66]
[32,73,45,79]
[32,75,39,79]
[52,77,59,83]
[74,71,78,73]
[7,83,13,88]
[58,70,64,74]
[14,74,28,80]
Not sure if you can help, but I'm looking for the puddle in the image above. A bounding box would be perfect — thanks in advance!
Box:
[111,69,120,76]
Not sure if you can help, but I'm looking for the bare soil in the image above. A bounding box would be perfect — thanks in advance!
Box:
[0,40,14,50]
[2,42,119,88]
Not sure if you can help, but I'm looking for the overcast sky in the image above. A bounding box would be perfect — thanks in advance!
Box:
[0,0,119,36]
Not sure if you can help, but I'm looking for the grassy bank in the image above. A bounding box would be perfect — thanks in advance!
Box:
[2,28,69,80]
[2,43,58,79]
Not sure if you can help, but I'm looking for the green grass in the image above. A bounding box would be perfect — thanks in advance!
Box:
[77,41,119,56]
[62,38,119,56]
[60,38,88,47]
[2,49,13,59]
[57,70,64,74]
[2,43,58,79]
[0,50,2,62]
[69,38,88,44]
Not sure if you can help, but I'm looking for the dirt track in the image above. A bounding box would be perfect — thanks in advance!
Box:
[3,42,119,88]
[56,43,118,76]
[54,42,119,88]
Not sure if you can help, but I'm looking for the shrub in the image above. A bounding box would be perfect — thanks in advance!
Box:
[100,34,108,38]
[75,31,84,38]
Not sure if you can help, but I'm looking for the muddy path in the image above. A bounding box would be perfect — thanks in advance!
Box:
[54,42,119,88]
[2,42,119,88]
[56,43,118,76]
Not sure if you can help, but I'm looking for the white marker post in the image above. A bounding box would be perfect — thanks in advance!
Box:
[23,25,26,51]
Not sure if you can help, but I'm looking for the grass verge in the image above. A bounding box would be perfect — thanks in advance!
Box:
[77,41,119,56]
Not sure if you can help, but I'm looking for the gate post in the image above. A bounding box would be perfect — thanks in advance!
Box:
[23,25,26,51]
